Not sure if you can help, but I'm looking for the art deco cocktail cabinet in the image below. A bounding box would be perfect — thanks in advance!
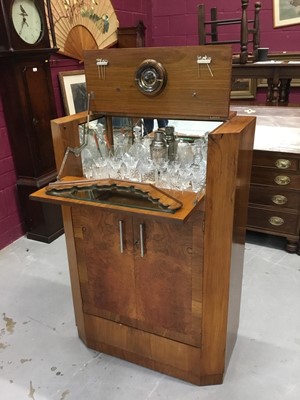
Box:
[31,46,256,385]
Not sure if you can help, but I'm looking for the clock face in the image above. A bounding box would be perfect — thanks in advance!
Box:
[11,0,43,44]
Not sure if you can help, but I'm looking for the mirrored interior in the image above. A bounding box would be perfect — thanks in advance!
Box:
[79,116,223,193]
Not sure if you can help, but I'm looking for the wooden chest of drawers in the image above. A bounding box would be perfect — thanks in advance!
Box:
[232,105,300,254]
[248,149,300,253]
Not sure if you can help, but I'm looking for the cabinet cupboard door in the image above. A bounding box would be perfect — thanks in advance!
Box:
[72,206,204,347]
[72,206,137,323]
[134,212,203,347]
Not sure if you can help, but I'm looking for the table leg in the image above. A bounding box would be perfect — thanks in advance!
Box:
[279,78,291,103]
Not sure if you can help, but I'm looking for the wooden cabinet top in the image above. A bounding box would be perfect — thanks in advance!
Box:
[232,105,300,154]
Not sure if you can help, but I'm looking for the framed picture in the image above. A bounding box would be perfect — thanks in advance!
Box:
[273,0,300,28]
[257,78,269,88]
[257,77,300,88]
[230,78,257,99]
[59,70,87,115]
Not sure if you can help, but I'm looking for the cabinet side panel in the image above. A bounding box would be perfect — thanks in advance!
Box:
[61,205,87,342]
[201,116,255,378]
[191,209,205,343]
[226,118,255,365]
[51,113,88,178]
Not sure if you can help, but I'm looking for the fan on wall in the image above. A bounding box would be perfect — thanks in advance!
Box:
[45,0,119,61]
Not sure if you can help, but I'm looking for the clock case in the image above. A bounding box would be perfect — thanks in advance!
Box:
[0,0,51,53]
[0,0,63,242]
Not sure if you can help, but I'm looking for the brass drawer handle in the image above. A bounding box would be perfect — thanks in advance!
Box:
[269,216,284,226]
[272,195,288,205]
[274,175,291,186]
[275,159,291,169]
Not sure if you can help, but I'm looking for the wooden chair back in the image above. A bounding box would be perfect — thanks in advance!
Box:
[198,0,261,64]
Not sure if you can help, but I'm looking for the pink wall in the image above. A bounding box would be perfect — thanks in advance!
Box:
[1,0,300,249]
[0,97,24,249]
[151,0,300,51]
[151,0,200,46]
[111,0,152,45]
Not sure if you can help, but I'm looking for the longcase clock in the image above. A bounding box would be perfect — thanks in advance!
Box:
[0,0,63,242]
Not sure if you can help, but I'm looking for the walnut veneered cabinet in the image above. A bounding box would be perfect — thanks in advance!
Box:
[72,204,204,348]
[31,46,256,385]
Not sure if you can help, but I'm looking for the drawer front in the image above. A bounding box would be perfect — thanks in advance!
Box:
[252,151,299,171]
[249,186,300,210]
[247,207,299,235]
[251,168,300,190]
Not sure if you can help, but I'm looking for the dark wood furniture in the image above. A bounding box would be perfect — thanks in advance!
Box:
[117,21,146,48]
[31,45,256,385]
[0,53,64,243]
[232,60,300,104]
[0,0,64,242]
[198,0,261,64]
[232,106,300,254]
[249,150,300,254]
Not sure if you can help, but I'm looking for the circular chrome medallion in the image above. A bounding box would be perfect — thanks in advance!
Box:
[135,59,167,96]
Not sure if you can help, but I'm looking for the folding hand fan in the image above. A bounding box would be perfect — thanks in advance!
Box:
[45,0,119,60]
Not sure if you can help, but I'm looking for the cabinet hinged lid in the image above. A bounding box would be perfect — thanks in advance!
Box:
[83,45,232,121]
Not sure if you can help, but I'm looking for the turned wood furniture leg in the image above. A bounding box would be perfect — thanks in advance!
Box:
[240,0,249,64]
[286,239,298,254]
[210,7,218,42]
[279,78,291,104]
[266,78,273,103]
[252,2,261,60]
[272,71,281,103]
[198,4,206,45]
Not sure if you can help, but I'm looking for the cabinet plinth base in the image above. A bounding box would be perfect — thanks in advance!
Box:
[87,339,223,386]
[80,313,224,386]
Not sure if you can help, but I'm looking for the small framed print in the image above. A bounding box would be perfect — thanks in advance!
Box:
[230,78,257,99]
[273,0,300,28]
[59,70,87,115]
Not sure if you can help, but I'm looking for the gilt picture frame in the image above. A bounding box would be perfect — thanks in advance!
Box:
[230,78,257,99]
[59,70,87,115]
[273,0,300,28]
[257,78,300,87]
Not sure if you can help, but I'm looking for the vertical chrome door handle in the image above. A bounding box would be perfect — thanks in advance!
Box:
[119,220,124,253]
[139,223,145,257]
